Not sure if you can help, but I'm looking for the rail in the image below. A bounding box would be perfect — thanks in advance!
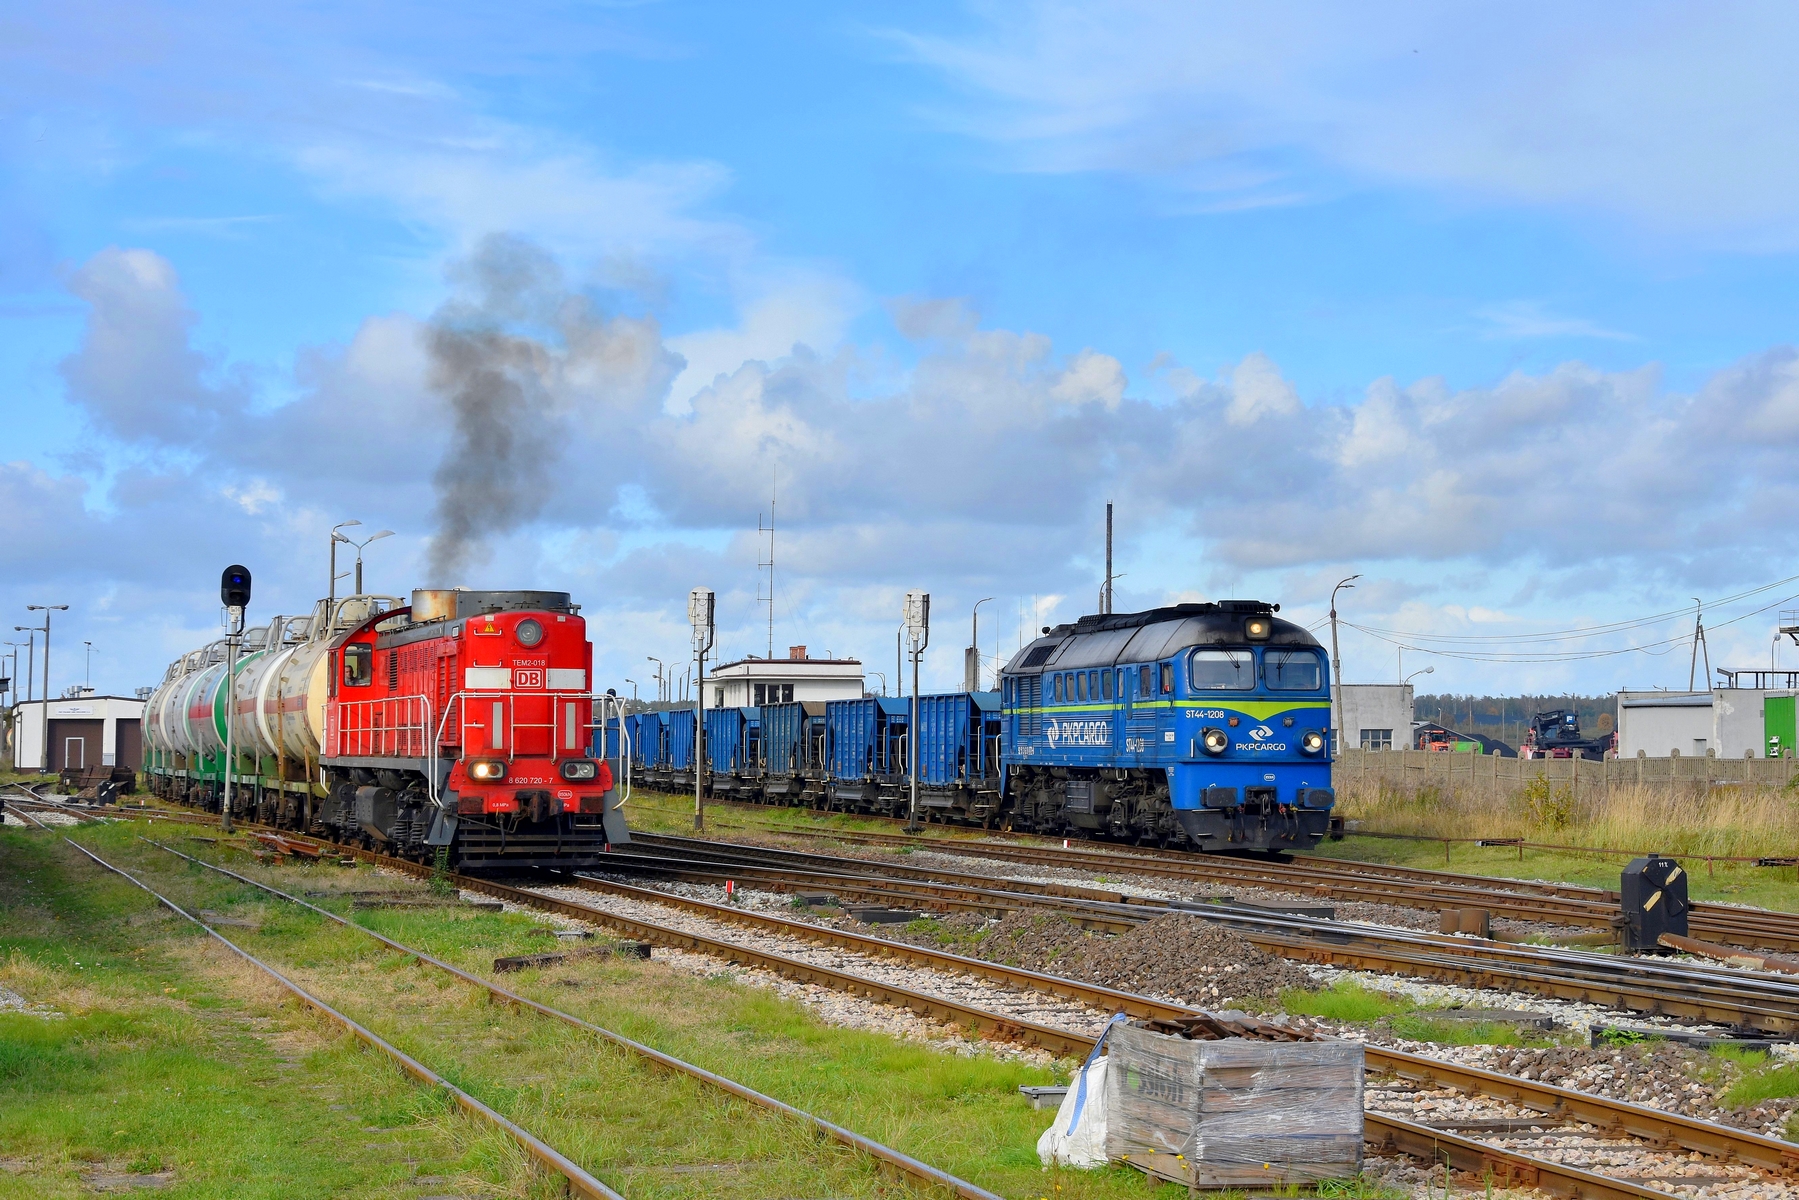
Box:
[64,837,624,1200]
[184,822,1768,1200]
[140,837,1001,1200]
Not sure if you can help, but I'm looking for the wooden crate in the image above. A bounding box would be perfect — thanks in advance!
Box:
[1106,1024,1363,1190]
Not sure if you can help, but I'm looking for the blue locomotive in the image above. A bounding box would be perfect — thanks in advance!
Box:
[606,600,1334,854]
[998,600,1334,852]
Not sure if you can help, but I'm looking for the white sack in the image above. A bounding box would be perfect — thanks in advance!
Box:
[1036,1057,1110,1168]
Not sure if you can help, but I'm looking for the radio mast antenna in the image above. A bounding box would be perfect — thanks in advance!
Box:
[758,468,776,660]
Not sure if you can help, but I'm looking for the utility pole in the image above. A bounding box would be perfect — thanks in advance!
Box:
[1328,576,1359,760]
[1689,599,1711,691]
[26,605,66,773]
[1104,502,1113,614]
[904,590,930,833]
[83,641,93,689]
[689,588,714,831]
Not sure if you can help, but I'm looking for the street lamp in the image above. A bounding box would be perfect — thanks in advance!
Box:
[869,671,887,697]
[328,520,361,627]
[624,678,638,703]
[26,605,66,774]
[1403,666,1434,686]
[84,641,94,689]
[1327,575,1360,759]
[340,529,394,596]
[647,656,664,703]
[968,597,993,692]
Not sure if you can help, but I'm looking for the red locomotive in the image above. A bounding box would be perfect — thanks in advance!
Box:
[145,587,628,870]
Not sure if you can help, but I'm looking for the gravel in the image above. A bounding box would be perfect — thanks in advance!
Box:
[862,905,1317,1007]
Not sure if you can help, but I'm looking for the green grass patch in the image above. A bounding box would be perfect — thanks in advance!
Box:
[1719,1051,1799,1108]
[1281,979,1416,1023]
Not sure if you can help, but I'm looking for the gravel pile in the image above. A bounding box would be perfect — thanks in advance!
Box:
[862,906,1317,1007]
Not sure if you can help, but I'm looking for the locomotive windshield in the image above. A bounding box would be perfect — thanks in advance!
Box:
[1264,648,1324,691]
[1188,649,1255,689]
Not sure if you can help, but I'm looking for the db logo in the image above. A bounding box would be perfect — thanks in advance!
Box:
[515,668,544,688]
[1249,725,1275,741]
[556,789,574,800]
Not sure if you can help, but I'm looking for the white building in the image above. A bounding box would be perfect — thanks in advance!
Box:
[709,646,864,709]
[1339,683,1415,751]
[12,693,146,773]
[1617,686,1799,759]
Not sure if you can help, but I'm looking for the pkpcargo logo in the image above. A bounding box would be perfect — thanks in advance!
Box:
[1046,718,1112,748]
[1250,725,1274,741]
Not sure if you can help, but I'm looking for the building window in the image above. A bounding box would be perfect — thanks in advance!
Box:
[781,684,794,703]
[1359,728,1393,751]
[753,684,766,706]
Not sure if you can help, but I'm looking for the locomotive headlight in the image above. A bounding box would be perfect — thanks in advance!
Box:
[1300,730,1327,755]
[561,759,599,781]
[1200,727,1229,755]
[515,618,545,647]
[466,758,508,782]
[1244,617,1272,640]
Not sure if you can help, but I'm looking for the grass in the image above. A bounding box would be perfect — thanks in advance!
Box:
[5,819,1410,1199]
[0,827,543,1199]
[1280,980,1558,1048]
[1337,776,1799,865]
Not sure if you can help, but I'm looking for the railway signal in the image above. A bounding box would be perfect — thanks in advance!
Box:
[219,565,251,831]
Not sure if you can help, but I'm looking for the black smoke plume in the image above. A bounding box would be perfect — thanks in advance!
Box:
[424,237,565,583]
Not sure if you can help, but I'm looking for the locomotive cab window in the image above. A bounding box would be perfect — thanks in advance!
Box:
[1265,648,1324,691]
[343,643,373,688]
[1159,662,1175,694]
[1139,665,1153,695]
[1187,650,1251,690]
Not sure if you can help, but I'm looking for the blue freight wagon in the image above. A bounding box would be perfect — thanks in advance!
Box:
[823,696,910,814]
[704,706,757,796]
[760,701,828,805]
[906,691,1004,824]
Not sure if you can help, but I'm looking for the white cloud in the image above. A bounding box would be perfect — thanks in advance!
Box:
[1476,301,1637,342]
[893,2,1799,242]
[664,272,861,413]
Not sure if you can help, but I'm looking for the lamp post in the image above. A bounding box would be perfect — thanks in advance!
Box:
[327,519,361,628]
[869,671,887,697]
[26,605,66,774]
[689,588,714,831]
[84,641,94,689]
[343,530,394,595]
[968,597,993,692]
[903,590,930,833]
[1327,575,1359,760]
[647,656,664,703]
[624,678,638,703]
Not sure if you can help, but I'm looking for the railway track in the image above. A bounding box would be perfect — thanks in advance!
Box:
[609,831,1799,1036]
[120,819,1799,1200]
[638,794,1799,952]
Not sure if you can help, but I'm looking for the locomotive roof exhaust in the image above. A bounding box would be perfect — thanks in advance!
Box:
[410,588,576,622]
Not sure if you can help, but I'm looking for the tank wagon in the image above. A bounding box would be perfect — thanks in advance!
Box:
[144,588,629,869]
[611,600,1333,853]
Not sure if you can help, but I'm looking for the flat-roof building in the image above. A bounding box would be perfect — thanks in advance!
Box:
[11,693,146,773]
[708,646,864,709]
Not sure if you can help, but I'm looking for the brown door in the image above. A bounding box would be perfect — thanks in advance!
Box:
[49,719,104,771]
[115,719,143,770]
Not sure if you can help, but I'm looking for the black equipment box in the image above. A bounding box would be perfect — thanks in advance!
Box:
[1620,855,1689,953]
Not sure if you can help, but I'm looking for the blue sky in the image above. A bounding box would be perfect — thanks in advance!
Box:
[6,1,1799,703]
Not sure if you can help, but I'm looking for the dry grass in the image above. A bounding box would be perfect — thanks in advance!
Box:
[1338,776,1799,860]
